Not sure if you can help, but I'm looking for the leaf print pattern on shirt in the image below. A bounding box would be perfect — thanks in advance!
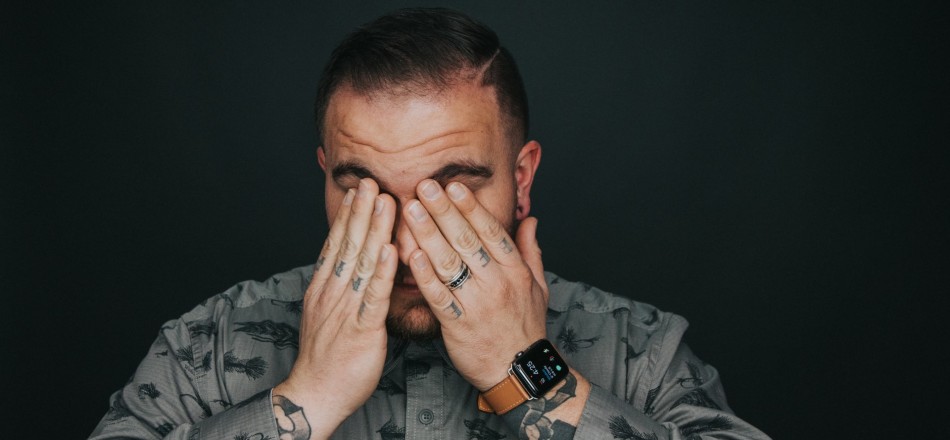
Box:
[187,320,216,338]
[270,299,303,315]
[643,385,660,415]
[377,418,406,440]
[608,415,658,440]
[405,359,430,381]
[223,350,268,380]
[620,337,644,361]
[375,376,404,396]
[137,383,160,400]
[672,388,721,411]
[681,415,734,439]
[105,396,132,421]
[557,327,601,353]
[677,362,704,388]
[234,320,299,349]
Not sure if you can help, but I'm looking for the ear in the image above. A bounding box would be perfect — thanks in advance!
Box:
[317,146,327,172]
[513,140,542,221]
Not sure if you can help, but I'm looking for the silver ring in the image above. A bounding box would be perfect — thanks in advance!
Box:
[444,262,470,291]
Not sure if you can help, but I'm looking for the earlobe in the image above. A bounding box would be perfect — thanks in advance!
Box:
[514,140,542,221]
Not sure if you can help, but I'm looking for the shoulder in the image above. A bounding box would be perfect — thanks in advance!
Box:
[156,265,313,359]
[544,271,690,403]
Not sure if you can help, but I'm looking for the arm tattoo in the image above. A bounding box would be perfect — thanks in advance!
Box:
[476,247,491,267]
[500,237,514,254]
[443,300,463,318]
[334,261,345,277]
[352,276,363,291]
[503,373,578,440]
[273,395,311,440]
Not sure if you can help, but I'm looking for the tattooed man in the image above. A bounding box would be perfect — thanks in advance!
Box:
[91,8,769,440]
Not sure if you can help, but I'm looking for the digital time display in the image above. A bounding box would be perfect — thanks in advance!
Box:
[512,339,569,398]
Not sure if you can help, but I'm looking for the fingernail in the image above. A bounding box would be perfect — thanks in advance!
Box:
[379,245,391,262]
[374,196,384,215]
[447,183,465,201]
[412,251,428,268]
[358,179,370,196]
[343,189,355,205]
[421,180,439,200]
[408,200,426,221]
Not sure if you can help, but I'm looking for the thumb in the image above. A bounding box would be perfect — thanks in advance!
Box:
[515,216,545,287]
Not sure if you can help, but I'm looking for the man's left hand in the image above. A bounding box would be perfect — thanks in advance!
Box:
[404,179,549,391]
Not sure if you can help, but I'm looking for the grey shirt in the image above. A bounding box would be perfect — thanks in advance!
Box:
[90,266,770,439]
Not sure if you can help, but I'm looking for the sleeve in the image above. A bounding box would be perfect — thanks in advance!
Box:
[88,318,280,440]
[574,343,771,440]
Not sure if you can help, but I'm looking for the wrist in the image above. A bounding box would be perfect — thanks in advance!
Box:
[272,381,347,440]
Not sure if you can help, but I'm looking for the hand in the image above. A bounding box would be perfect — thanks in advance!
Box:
[404,179,549,391]
[273,178,397,439]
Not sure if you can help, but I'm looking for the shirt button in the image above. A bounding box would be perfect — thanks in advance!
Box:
[417,408,435,425]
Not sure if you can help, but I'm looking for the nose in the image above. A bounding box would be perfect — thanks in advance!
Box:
[393,209,419,267]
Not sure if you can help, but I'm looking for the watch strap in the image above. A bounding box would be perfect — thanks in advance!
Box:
[477,373,532,415]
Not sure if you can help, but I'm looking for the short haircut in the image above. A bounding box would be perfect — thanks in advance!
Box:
[314,7,529,149]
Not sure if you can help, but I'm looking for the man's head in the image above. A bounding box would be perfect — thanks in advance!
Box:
[315,8,541,339]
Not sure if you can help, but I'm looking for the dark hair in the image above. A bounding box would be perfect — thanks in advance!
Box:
[314,7,529,148]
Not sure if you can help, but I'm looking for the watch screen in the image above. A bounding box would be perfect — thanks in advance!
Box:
[513,339,569,398]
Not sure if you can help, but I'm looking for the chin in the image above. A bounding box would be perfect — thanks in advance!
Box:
[386,296,441,341]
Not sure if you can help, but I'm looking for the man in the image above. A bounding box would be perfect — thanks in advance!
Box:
[91,8,769,440]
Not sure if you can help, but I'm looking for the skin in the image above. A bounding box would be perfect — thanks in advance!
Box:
[272,79,590,439]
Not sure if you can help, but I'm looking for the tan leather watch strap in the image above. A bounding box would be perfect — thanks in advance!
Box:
[477,373,532,415]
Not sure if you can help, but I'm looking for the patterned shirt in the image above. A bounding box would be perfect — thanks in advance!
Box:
[90,266,770,439]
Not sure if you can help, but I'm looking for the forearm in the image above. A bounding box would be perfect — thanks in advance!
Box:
[499,371,591,440]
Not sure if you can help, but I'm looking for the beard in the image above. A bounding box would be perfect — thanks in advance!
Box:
[384,264,442,341]
[385,212,520,341]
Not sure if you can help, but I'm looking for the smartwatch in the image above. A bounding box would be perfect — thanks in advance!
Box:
[477,339,569,415]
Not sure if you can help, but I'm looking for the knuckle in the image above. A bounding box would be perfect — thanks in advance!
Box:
[339,235,359,258]
[482,217,504,239]
[356,250,375,274]
[455,227,480,252]
[438,250,462,273]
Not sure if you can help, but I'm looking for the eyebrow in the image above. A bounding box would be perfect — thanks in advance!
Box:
[331,160,494,192]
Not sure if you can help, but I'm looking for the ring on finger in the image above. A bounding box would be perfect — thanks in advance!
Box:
[444,262,471,291]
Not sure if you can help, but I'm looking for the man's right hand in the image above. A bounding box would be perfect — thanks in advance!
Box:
[272,178,397,440]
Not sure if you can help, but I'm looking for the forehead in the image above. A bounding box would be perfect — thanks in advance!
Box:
[323,83,510,189]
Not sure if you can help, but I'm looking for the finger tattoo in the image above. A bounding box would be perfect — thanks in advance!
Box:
[352,276,363,292]
[444,301,463,319]
[500,238,514,254]
[334,261,345,277]
[315,255,326,270]
[476,247,491,267]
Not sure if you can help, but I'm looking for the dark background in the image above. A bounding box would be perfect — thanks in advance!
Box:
[3,1,946,438]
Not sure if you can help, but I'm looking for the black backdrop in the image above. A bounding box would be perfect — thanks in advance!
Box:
[3,1,946,438]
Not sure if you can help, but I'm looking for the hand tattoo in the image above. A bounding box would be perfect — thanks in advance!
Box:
[476,247,491,267]
[503,373,578,440]
[500,237,514,254]
[315,256,326,271]
[334,261,345,277]
[352,276,363,291]
[444,300,463,319]
[273,395,311,440]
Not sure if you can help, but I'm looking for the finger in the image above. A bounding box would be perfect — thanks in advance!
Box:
[415,179,493,270]
[357,243,398,328]
[309,188,356,297]
[445,182,520,266]
[404,198,467,283]
[516,216,546,289]
[325,178,379,293]
[409,250,464,321]
[350,194,396,295]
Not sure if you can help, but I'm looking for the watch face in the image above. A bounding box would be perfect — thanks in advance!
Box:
[512,339,569,398]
